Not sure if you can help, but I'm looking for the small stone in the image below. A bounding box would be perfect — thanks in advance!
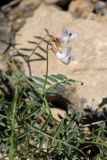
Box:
[94,1,107,16]
[50,108,67,122]
[68,0,94,18]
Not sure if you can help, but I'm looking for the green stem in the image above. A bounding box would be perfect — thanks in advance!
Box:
[42,39,51,94]
[42,39,52,116]
[10,85,18,160]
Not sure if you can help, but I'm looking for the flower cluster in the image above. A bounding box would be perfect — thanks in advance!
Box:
[50,27,77,65]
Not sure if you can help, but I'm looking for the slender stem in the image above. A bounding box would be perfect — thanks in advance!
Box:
[42,39,51,94]
[42,39,52,116]
[10,85,18,160]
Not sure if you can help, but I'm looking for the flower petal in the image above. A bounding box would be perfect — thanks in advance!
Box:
[60,27,77,44]
[56,47,74,64]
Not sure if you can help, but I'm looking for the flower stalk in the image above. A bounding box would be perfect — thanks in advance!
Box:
[42,39,51,94]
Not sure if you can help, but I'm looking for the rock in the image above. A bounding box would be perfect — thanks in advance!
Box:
[50,108,67,122]
[43,0,60,3]
[20,0,42,9]
[12,3,107,109]
[0,57,6,71]
[46,83,82,114]
[43,0,70,6]
[88,13,107,24]
[94,1,107,16]
[68,0,94,18]
[91,0,99,2]
[0,10,11,54]
[9,0,42,21]
[0,0,41,54]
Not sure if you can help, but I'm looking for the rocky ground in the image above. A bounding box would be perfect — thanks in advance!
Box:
[0,0,107,112]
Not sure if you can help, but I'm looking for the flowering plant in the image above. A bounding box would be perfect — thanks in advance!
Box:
[49,27,77,64]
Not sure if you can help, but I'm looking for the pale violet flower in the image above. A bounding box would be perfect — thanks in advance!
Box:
[56,47,74,65]
[50,27,77,65]
[60,27,77,44]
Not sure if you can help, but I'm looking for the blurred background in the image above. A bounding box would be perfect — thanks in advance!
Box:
[0,0,107,54]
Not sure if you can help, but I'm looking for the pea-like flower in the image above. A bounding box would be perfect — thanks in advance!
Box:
[60,27,78,44]
[49,27,77,65]
[51,47,74,65]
